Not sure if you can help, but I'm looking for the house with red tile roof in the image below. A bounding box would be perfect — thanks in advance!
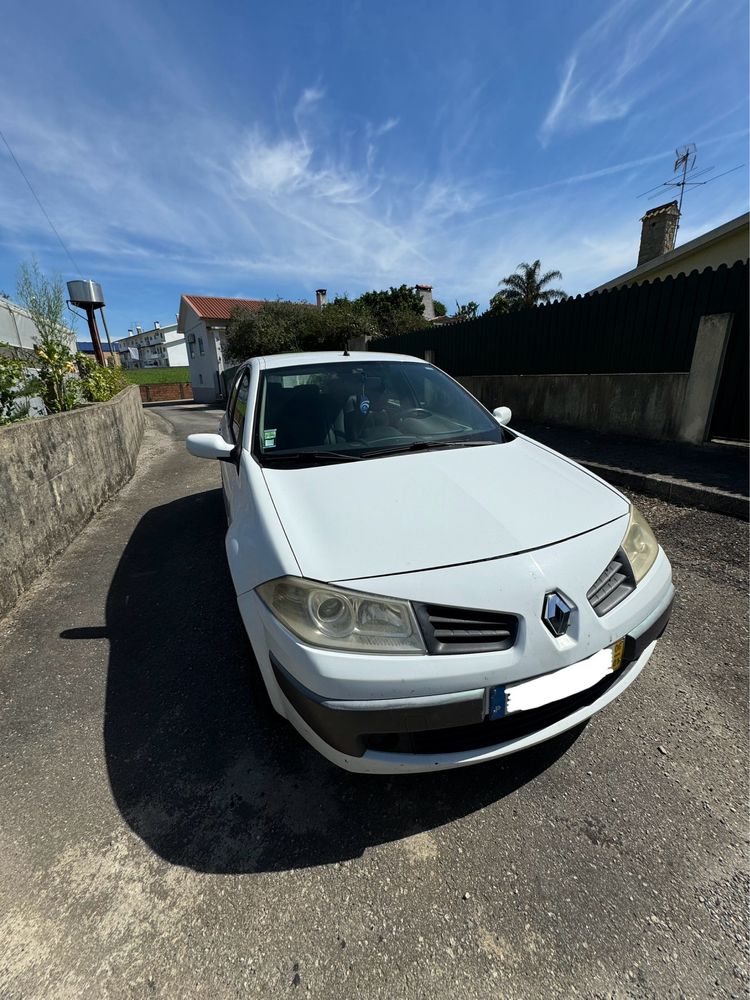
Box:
[178,293,316,402]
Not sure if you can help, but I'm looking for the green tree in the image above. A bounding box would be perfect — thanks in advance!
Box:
[433,299,447,317]
[319,296,379,349]
[454,300,479,320]
[487,292,511,316]
[225,301,315,362]
[17,261,79,412]
[356,285,428,338]
[497,260,567,310]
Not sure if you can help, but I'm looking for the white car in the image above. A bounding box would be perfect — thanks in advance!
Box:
[186,351,674,774]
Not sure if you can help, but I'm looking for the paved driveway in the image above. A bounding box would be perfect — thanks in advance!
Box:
[0,403,746,999]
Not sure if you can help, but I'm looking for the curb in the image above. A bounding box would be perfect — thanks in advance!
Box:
[582,460,749,521]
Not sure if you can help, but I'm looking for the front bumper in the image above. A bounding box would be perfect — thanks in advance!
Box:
[237,520,674,774]
[270,591,673,761]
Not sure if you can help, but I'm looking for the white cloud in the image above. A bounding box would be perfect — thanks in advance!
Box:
[0,69,745,327]
[233,134,313,196]
[539,0,697,145]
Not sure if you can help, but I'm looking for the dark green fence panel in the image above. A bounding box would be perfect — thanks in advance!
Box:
[378,261,748,376]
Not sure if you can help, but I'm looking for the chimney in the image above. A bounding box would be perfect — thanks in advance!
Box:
[415,284,435,321]
[127,329,133,337]
[315,289,327,308]
[135,325,143,334]
[154,321,160,329]
[638,201,680,266]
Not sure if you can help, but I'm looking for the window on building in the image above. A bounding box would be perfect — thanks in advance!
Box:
[198,336,205,356]
[189,342,195,359]
[198,373,203,384]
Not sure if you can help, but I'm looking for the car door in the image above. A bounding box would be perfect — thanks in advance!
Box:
[220,368,250,523]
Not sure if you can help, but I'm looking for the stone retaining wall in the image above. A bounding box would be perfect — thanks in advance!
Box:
[0,385,144,619]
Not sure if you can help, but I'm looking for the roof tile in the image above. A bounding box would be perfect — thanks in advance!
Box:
[182,295,265,321]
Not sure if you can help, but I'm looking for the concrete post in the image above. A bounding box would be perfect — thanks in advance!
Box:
[678,313,734,444]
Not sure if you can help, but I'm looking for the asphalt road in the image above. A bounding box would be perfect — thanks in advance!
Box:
[0,402,747,1000]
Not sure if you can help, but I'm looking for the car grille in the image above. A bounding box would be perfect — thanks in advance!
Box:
[413,603,518,654]
[587,549,635,616]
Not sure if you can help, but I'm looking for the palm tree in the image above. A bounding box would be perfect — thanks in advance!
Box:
[496,260,567,310]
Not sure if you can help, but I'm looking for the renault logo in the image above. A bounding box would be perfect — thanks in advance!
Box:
[543,592,574,637]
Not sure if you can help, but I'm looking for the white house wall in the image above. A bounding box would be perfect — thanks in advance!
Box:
[180,305,218,402]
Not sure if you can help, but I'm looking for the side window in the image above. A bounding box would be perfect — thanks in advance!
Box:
[231,372,251,445]
[226,370,242,419]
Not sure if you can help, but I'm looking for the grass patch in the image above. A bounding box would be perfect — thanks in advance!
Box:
[121,367,191,385]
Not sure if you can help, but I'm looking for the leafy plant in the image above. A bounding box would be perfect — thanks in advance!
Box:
[17,261,79,413]
[30,339,79,413]
[454,301,480,320]
[0,346,32,425]
[76,353,129,402]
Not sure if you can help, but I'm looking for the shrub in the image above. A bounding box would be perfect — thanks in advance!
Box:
[17,262,79,413]
[76,354,129,402]
[0,347,32,425]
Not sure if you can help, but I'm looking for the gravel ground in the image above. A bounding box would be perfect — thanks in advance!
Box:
[0,405,747,1000]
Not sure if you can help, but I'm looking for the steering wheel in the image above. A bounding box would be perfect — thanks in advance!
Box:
[400,408,431,420]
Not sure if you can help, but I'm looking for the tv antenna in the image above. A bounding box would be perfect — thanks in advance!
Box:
[637,143,744,235]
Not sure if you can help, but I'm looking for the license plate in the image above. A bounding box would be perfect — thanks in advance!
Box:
[488,639,626,720]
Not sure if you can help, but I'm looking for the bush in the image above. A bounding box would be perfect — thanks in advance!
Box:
[76,354,129,402]
[17,261,79,413]
[31,340,79,412]
[0,348,32,425]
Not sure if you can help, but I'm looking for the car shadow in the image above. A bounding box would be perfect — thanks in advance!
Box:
[95,487,583,874]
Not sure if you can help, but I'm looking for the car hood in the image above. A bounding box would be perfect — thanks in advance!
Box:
[261,437,629,582]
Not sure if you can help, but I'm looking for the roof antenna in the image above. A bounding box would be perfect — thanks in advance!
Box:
[637,143,744,238]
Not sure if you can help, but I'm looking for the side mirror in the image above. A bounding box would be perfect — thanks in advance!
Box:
[186,433,236,461]
[493,406,512,427]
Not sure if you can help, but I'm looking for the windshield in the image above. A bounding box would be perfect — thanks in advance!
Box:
[253,360,505,464]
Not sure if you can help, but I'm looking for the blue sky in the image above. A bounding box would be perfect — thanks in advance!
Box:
[1,0,748,337]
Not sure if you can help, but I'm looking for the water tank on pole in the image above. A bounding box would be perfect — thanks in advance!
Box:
[67,280,105,308]
[67,280,107,365]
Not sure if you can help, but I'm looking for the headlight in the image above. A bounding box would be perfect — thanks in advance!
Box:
[256,577,426,654]
[621,506,659,583]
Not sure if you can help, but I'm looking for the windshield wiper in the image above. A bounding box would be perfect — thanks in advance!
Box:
[362,439,496,458]
[261,450,362,464]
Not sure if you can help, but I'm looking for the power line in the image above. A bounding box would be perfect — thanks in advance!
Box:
[0,127,83,276]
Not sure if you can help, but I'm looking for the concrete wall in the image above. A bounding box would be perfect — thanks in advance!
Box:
[0,385,144,619]
[459,373,689,440]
